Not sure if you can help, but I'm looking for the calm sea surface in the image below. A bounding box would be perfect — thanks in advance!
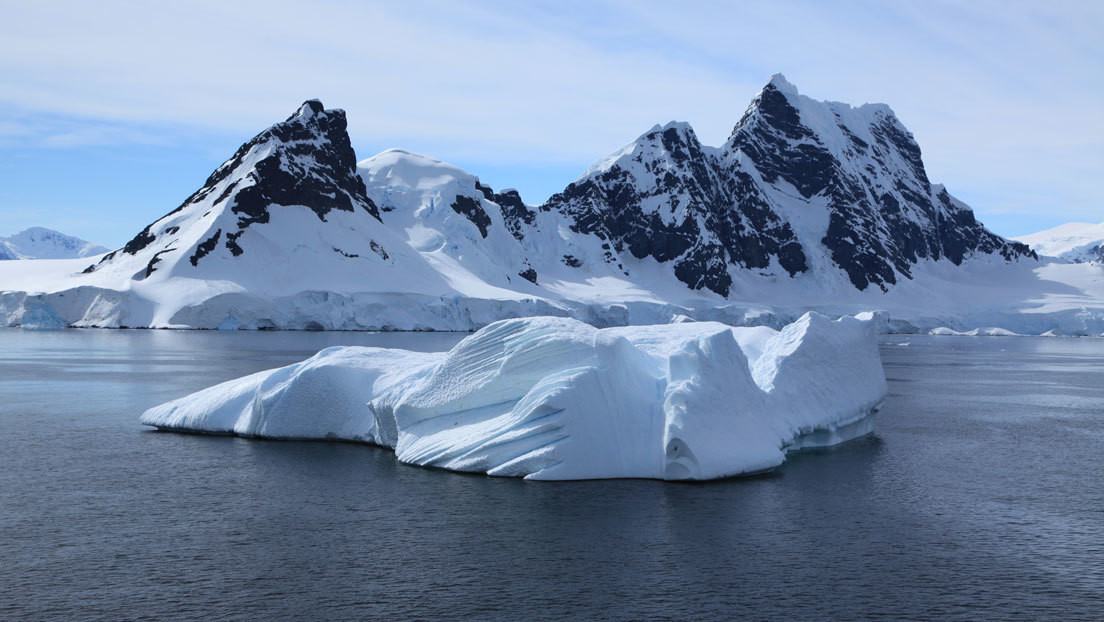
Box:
[1,329,1102,620]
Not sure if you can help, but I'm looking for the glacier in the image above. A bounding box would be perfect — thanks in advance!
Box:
[141,312,887,480]
[1013,220,1104,265]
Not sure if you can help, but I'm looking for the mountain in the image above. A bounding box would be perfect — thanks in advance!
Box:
[0,228,109,260]
[1013,221,1104,264]
[75,78,1035,292]
[80,100,446,294]
[0,77,1099,334]
[541,74,1033,296]
[357,149,546,293]
[541,120,807,297]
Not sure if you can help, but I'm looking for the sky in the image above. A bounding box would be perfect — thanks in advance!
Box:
[1,0,1101,248]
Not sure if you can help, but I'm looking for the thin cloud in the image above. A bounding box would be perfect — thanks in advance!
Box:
[1,0,1100,230]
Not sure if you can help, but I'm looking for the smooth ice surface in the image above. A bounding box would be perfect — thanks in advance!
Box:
[142,313,887,480]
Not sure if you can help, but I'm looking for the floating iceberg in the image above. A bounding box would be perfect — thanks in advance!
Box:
[929,326,1021,337]
[142,313,887,480]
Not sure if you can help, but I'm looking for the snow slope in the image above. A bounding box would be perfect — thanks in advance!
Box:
[142,313,887,480]
[543,73,1032,296]
[0,77,1101,334]
[0,227,109,260]
[1013,221,1104,264]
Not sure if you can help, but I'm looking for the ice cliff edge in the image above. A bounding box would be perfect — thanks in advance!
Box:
[141,313,887,480]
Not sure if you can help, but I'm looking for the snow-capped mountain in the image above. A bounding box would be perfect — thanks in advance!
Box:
[74,78,1035,293]
[0,76,1100,334]
[0,227,109,260]
[1013,221,1104,264]
[355,148,672,302]
[78,100,462,311]
[541,120,808,297]
[357,149,545,293]
[542,74,1033,295]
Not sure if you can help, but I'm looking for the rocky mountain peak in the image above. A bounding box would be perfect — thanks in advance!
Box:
[85,100,384,278]
[765,73,799,96]
[542,103,807,297]
[78,78,1035,304]
[722,75,1034,290]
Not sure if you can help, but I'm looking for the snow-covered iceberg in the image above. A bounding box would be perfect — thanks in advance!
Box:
[142,313,887,480]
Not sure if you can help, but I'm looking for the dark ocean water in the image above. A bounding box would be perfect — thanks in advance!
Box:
[1,329,1102,620]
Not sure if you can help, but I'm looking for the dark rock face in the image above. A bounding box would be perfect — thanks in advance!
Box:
[541,123,807,296]
[369,240,389,260]
[729,86,835,198]
[122,226,156,255]
[92,100,380,275]
[85,81,1035,298]
[518,267,538,284]
[142,248,175,279]
[469,181,541,283]
[542,80,1032,295]
[205,100,378,231]
[450,195,491,238]
[189,229,221,267]
[82,251,116,273]
[477,182,535,242]
[931,189,1036,264]
[225,231,244,257]
[722,82,1034,291]
[211,100,379,234]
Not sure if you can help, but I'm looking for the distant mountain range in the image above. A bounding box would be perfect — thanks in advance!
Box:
[1013,221,1104,264]
[1,75,1100,334]
[0,228,108,261]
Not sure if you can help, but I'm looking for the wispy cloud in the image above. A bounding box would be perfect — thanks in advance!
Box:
[0,111,179,149]
[1,0,1101,228]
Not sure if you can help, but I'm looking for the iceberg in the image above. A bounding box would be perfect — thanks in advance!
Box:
[142,313,888,480]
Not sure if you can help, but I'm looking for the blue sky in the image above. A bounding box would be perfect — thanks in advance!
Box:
[1,0,1101,248]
